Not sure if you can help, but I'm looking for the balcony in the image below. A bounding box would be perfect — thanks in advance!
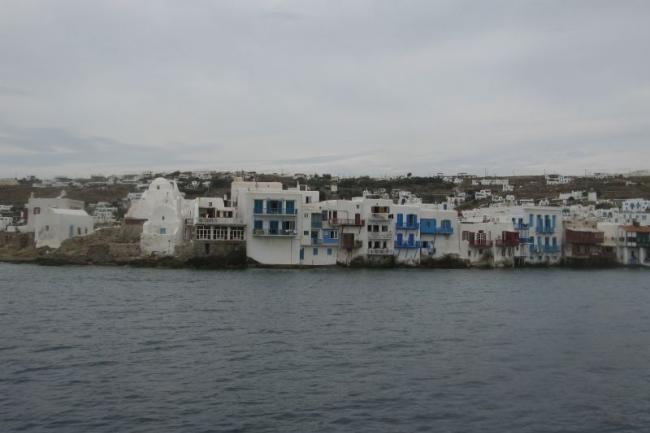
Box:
[565,229,604,245]
[253,208,297,217]
[367,248,393,255]
[190,217,241,226]
[436,226,453,235]
[519,236,534,244]
[514,222,529,230]
[535,225,555,234]
[396,221,419,230]
[530,245,560,254]
[468,239,493,247]
[394,240,421,249]
[253,228,296,237]
[369,213,389,220]
[322,237,339,245]
[328,218,365,226]
[543,245,561,254]
[368,231,393,240]
[420,225,454,235]
[495,238,520,247]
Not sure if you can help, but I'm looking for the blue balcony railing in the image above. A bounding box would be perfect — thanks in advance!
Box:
[514,222,529,230]
[394,241,421,249]
[322,237,339,245]
[543,245,560,254]
[420,225,453,235]
[396,221,419,230]
[519,236,533,244]
[536,225,555,234]
[436,226,453,235]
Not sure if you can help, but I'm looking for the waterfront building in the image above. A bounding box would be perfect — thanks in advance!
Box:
[22,192,85,232]
[132,178,194,256]
[563,220,614,265]
[617,225,650,266]
[233,181,318,265]
[183,197,245,258]
[524,207,563,264]
[34,208,94,249]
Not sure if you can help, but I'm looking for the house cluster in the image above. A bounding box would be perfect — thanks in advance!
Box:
[123,177,650,267]
[1,192,95,249]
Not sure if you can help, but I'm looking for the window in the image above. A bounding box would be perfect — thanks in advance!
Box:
[215,227,228,239]
[160,227,166,235]
[45,225,49,231]
[304,231,309,236]
[230,227,244,240]
[254,220,263,230]
[197,226,210,240]
[285,200,295,214]
[306,196,312,204]
[282,220,295,232]
[34,207,40,215]
[269,221,279,234]
[327,248,332,256]
[77,227,81,235]
[300,248,304,260]
[422,241,428,248]
[313,248,318,256]
[381,225,388,232]
[330,230,338,239]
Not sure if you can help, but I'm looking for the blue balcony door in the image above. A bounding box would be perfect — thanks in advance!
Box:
[286,200,295,215]
[269,221,279,234]
[268,200,281,214]
[408,233,415,245]
[254,199,264,214]
[408,214,417,226]
[397,233,403,244]
[396,213,403,227]
[299,248,304,260]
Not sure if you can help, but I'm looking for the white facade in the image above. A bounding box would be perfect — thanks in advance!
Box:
[23,194,85,232]
[129,178,194,256]
[622,199,650,212]
[234,181,319,265]
[34,208,94,249]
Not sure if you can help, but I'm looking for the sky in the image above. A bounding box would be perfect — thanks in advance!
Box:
[1,0,649,178]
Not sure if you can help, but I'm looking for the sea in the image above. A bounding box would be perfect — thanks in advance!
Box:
[1,263,649,432]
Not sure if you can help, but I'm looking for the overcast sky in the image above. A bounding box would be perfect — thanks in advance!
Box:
[1,1,649,178]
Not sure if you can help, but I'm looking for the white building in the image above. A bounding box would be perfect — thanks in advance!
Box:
[621,198,650,212]
[233,181,319,266]
[545,174,572,185]
[23,193,85,232]
[91,202,118,224]
[34,208,94,249]
[128,178,194,256]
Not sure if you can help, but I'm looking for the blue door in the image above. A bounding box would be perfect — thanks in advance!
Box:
[269,221,279,234]
[396,213,403,227]
[299,248,304,260]
[254,199,264,214]
[285,200,295,215]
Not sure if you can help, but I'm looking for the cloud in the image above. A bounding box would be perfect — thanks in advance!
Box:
[0,1,649,177]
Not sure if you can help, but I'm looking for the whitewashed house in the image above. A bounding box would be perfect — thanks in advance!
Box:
[233,181,318,265]
[34,208,94,249]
